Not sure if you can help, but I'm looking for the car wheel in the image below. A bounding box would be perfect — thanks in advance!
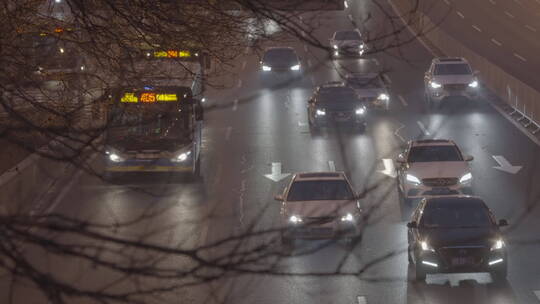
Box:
[415,261,426,282]
[281,235,294,254]
[491,266,508,284]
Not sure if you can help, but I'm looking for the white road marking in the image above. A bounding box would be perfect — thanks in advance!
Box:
[344,0,349,9]
[304,44,308,52]
[328,161,336,172]
[241,61,247,70]
[373,59,380,66]
[348,14,354,21]
[244,47,250,54]
[379,159,397,178]
[225,126,232,141]
[398,95,408,106]
[491,38,502,46]
[264,162,291,182]
[525,25,537,32]
[534,290,540,300]
[383,74,392,84]
[472,25,482,32]
[307,59,312,67]
[456,11,465,18]
[417,121,430,136]
[298,121,308,127]
[514,53,527,62]
[394,123,406,142]
[492,155,522,174]
[357,296,367,304]
[504,11,515,18]
[237,79,243,88]
[232,99,238,111]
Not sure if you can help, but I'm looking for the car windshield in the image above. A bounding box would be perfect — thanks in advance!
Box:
[434,63,472,75]
[408,145,463,162]
[335,31,361,40]
[263,49,297,63]
[287,180,354,201]
[347,76,383,89]
[421,200,492,228]
[318,88,362,110]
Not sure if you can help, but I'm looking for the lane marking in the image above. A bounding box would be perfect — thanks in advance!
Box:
[514,53,527,62]
[394,123,406,142]
[225,126,232,141]
[417,121,430,136]
[383,74,392,84]
[241,61,247,70]
[232,99,238,111]
[328,161,336,172]
[456,11,465,18]
[348,14,354,21]
[492,155,522,174]
[504,11,515,18]
[237,79,243,88]
[304,44,308,52]
[398,94,408,106]
[264,162,290,182]
[525,25,537,32]
[491,38,502,46]
[357,296,367,304]
[244,47,250,55]
[472,25,482,32]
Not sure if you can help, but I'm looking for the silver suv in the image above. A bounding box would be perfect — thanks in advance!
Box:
[275,172,362,248]
[396,139,474,204]
[424,57,479,107]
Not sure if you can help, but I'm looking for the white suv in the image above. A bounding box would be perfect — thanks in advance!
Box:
[424,57,479,107]
[396,140,474,204]
[275,172,362,247]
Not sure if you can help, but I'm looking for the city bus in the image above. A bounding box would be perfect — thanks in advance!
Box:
[102,48,207,179]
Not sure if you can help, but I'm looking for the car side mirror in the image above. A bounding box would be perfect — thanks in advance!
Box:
[464,155,474,161]
[274,194,284,201]
[498,219,508,227]
[396,154,406,164]
[194,100,204,121]
[407,221,417,228]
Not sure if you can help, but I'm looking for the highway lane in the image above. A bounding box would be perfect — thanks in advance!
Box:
[418,0,540,91]
[3,1,540,304]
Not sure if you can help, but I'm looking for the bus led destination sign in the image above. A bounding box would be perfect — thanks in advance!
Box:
[120,92,179,103]
[153,50,192,58]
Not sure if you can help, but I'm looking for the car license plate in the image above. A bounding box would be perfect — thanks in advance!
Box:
[451,257,474,266]
[136,154,161,159]
[431,187,451,194]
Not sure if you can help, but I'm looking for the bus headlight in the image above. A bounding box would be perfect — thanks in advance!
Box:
[430,81,442,89]
[316,109,326,116]
[378,93,389,101]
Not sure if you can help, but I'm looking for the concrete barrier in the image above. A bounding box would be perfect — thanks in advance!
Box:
[391,0,540,136]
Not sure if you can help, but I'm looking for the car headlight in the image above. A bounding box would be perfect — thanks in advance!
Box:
[468,80,478,88]
[430,81,442,89]
[359,44,365,49]
[406,174,421,185]
[172,151,191,162]
[289,215,303,224]
[108,153,123,162]
[290,64,300,71]
[262,65,271,71]
[421,241,436,252]
[491,239,505,251]
[340,213,355,222]
[377,93,389,101]
[459,172,472,184]
[355,107,366,115]
[333,44,338,50]
[316,109,326,116]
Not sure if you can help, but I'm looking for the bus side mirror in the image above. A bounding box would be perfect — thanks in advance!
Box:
[195,100,204,121]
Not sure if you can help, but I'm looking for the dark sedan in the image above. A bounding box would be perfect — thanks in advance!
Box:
[406,196,508,283]
[260,47,301,73]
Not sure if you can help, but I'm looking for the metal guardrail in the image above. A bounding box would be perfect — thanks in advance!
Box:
[392,0,540,136]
